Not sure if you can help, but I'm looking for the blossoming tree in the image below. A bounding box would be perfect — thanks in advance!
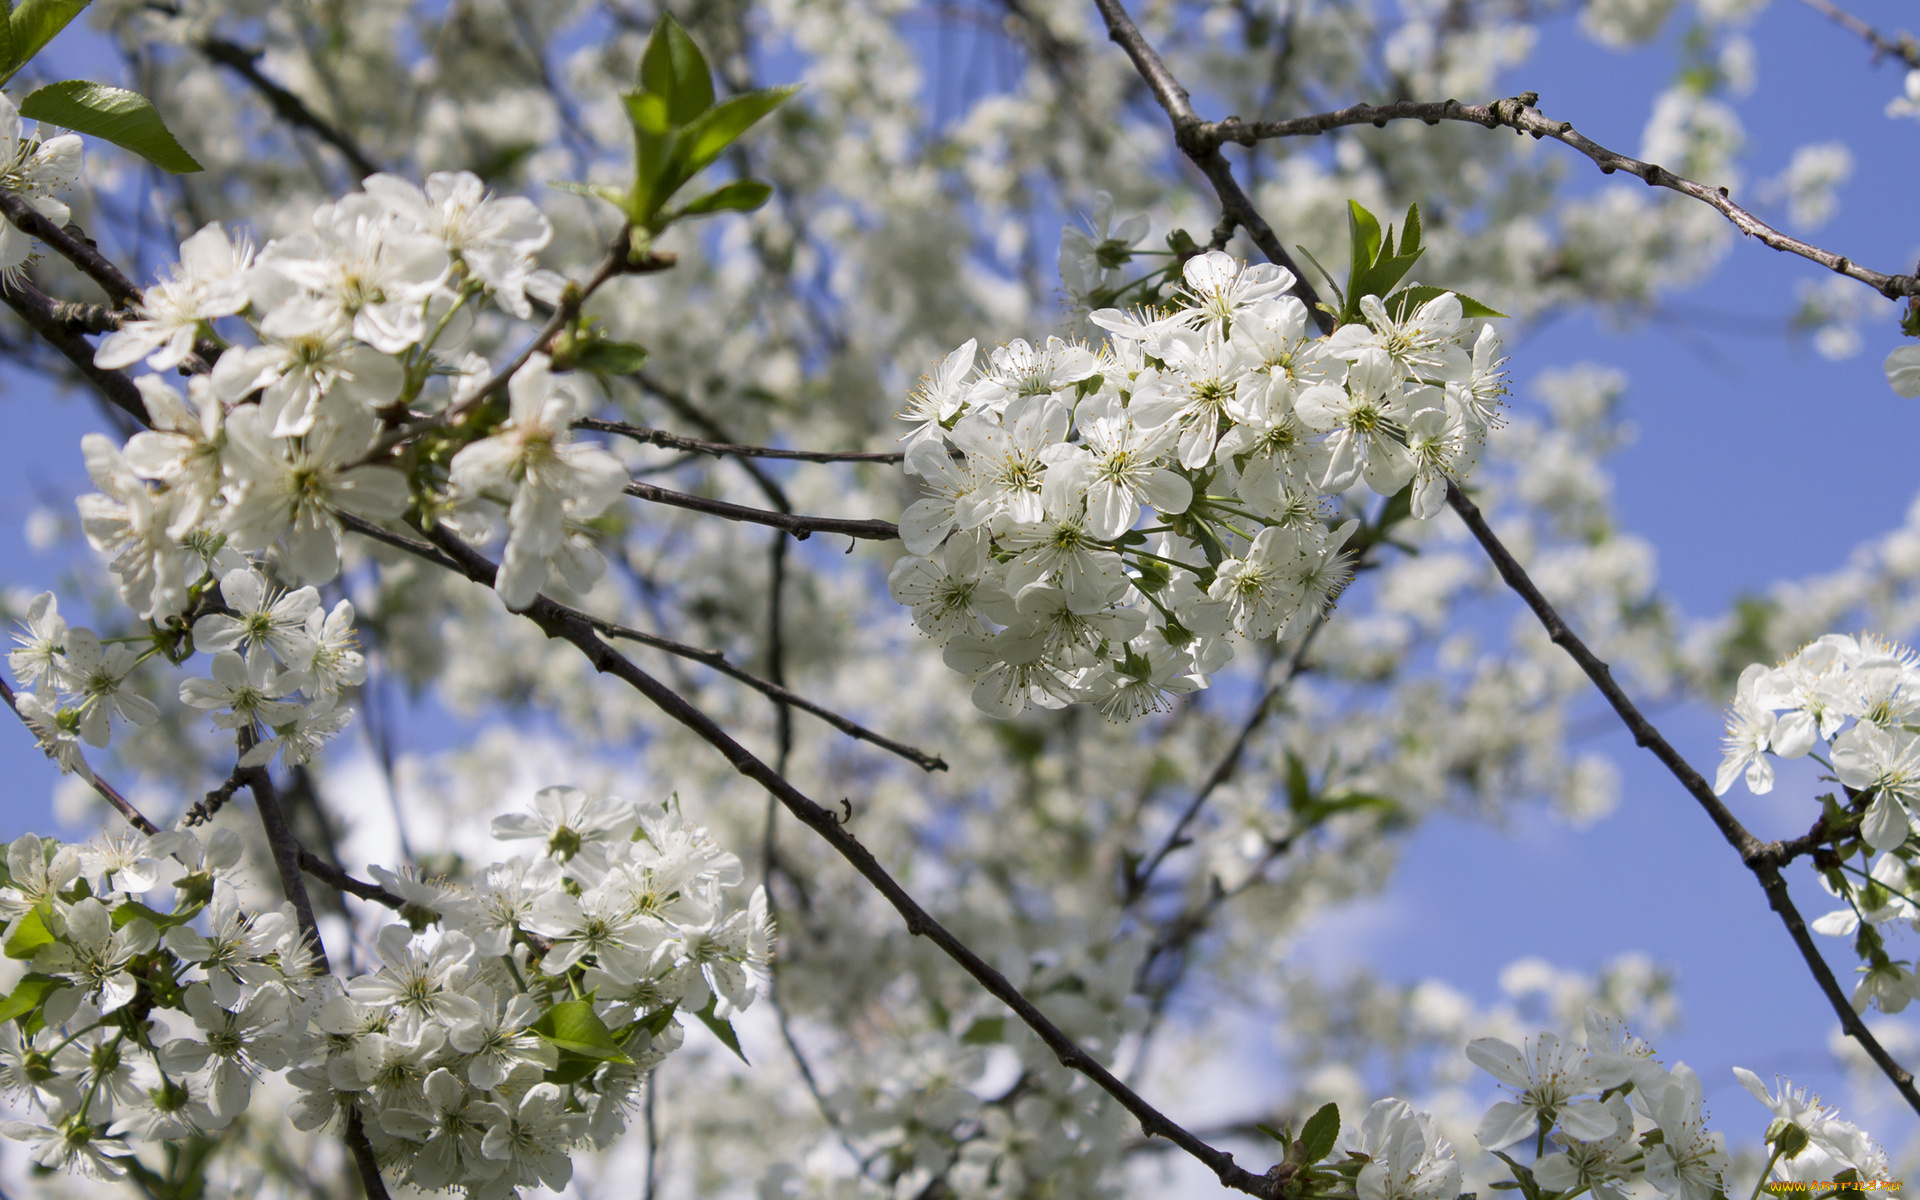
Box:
[0,0,1916,1198]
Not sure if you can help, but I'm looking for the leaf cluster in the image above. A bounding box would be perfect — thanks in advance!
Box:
[1301,202,1505,326]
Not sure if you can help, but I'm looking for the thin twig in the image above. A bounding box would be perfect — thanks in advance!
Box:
[1446,482,1920,1115]
[1197,95,1920,301]
[298,849,405,909]
[624,480,900,542]
[1795,0,1920,69]
[197,36,387,180]
[1088,0,1328,317]
[577,418,907,463]
[1123,613,1325,904]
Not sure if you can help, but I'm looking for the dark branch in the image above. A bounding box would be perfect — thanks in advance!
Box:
[0,191,141,306]
[1795,0,1920,69]
[578,418,907,463]
[0,280,151,425]
[624,480,900,542]
[197,37,387,181]
[1199,95,1920,301]
[1446,482,1920,1115]
[298,850,405,909]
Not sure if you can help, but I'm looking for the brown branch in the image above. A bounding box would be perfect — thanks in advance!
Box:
[1795,0,1920,69]
[1445,481,1920,1116]
[1088,0,1329,321]
[0,190,141,306]
[1123,614,1325,904]
[298,849,405,909]
[0,280,151,425]
[196,37,387,181]
[624,480,900,542]
[577,418,907,463]
[1197,95,1920,301]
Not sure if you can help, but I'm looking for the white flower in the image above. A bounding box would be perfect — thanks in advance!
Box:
[1174,250,1295,332]
[347,925,482,1024]
[1832,721,1920,851]
[899,339,978,446]
[33,898,157,1016]
[259,191,450,354]
[2,1118,129,1181]
[1059,191,1149,305]
[1466,1031,1627,1151]
[1714,668,1778,796]
[1296,350,1418,495]
[447,354,626,610]
[220,406,410,583]
[157,983,294,1121]
[364,170,552,317]
[0,92,82,285]
[9,591,65,695]
[1326,293,1470,382]
[95,223,254,371]
[192,568,319,668]
[889,534,998,646]
[1064,401,1191,540]
[447,985,558,1089]
[1355,1099,1462,1200]
[491,785,637,866]
[1640,1067,1728,1200]
[53,628,160,748]
[1210,527,1308,641]
[481,1081,586,1193]
[180,650,304,732]
[1533,1094,1636,1200]
[121,374,228,538]
[379,1066,509,1189]
[966,336,1098,414]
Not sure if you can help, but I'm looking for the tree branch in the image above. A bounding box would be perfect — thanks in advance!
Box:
[1445,481,1920,1115]
[623,480,900,542]
[196,36,387,181]
[0,191,141,306]
[1198,95,1920,300]
[1795,0,1920,69]
[0,279,151,425]
[578,417,907,463]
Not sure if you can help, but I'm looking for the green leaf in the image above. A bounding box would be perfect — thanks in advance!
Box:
[675,178,772,218]
[1398,203,1423,257]
[0,0,85,86]
[694,994,748,1064]
[635,1004,679,1039]
[638,13,714,126]
[545,1049,604,1085]
[1256,1122,1290,1145]
[531,999,633,1064]
[1346,200,1382,288]
[675,86,799,184]
[20,81,202,173]
[959,1016,1005,1045]
[111,900,190,930]
[550,179,636,211]
[1284,751,1312,813]
[566,338,650,376]
[1383,285,1508,322]
[0,3,15,85]
[4,905,55,960]
[0,972,61,1024]
[1298,1102,1340,1165]
[1293,244,1345,314]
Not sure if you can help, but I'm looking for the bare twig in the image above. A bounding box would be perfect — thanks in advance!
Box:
[1123,613,1325,904]
[197,36,387,180]
[1196,95,1920,301]
[1088,0,1328,317]
[1446,482,1920,1115]
[1795,0,1920,69]
[297,849,406,909]
[624,480,900,542]
[578,418,907,463]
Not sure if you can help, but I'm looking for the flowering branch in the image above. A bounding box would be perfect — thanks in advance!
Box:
[1196,96,1920,301]
[1445,481,1920,1116]
[0,187,141,306]
[379,523,1283,1196]
[0,278,151,424]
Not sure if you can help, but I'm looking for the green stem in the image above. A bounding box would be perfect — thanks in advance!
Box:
[1750,1145,1786,1200]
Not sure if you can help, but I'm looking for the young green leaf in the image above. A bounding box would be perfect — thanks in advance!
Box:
[1398,203,1422,257]
[695,994,749,1064]
[0,0,84,87]
[4,904,55,959]
[676,86,800,187]
[1346,200,1382,289]
[959,1016,1006,1044]
[676,179,773,218]
[20,81,202,174]
[1298,1102,1341,1164]
[0,972,61,1024]
[531,999,634,1064]
[638,13,714,125]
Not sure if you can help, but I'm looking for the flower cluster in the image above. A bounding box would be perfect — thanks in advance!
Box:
[1469,1010,1889,1200]
[891,247,1507,720]
[0,786,770,1194]
[82,170,625,622]
[0,92,81,284]
[9,565,364,775]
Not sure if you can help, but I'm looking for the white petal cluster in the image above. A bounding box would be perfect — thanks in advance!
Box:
[82,170,606,622]
[892,249,1507,720]
[0,91,81,285]
[1470,1010,1733,1200]
[0,788,765,1195]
